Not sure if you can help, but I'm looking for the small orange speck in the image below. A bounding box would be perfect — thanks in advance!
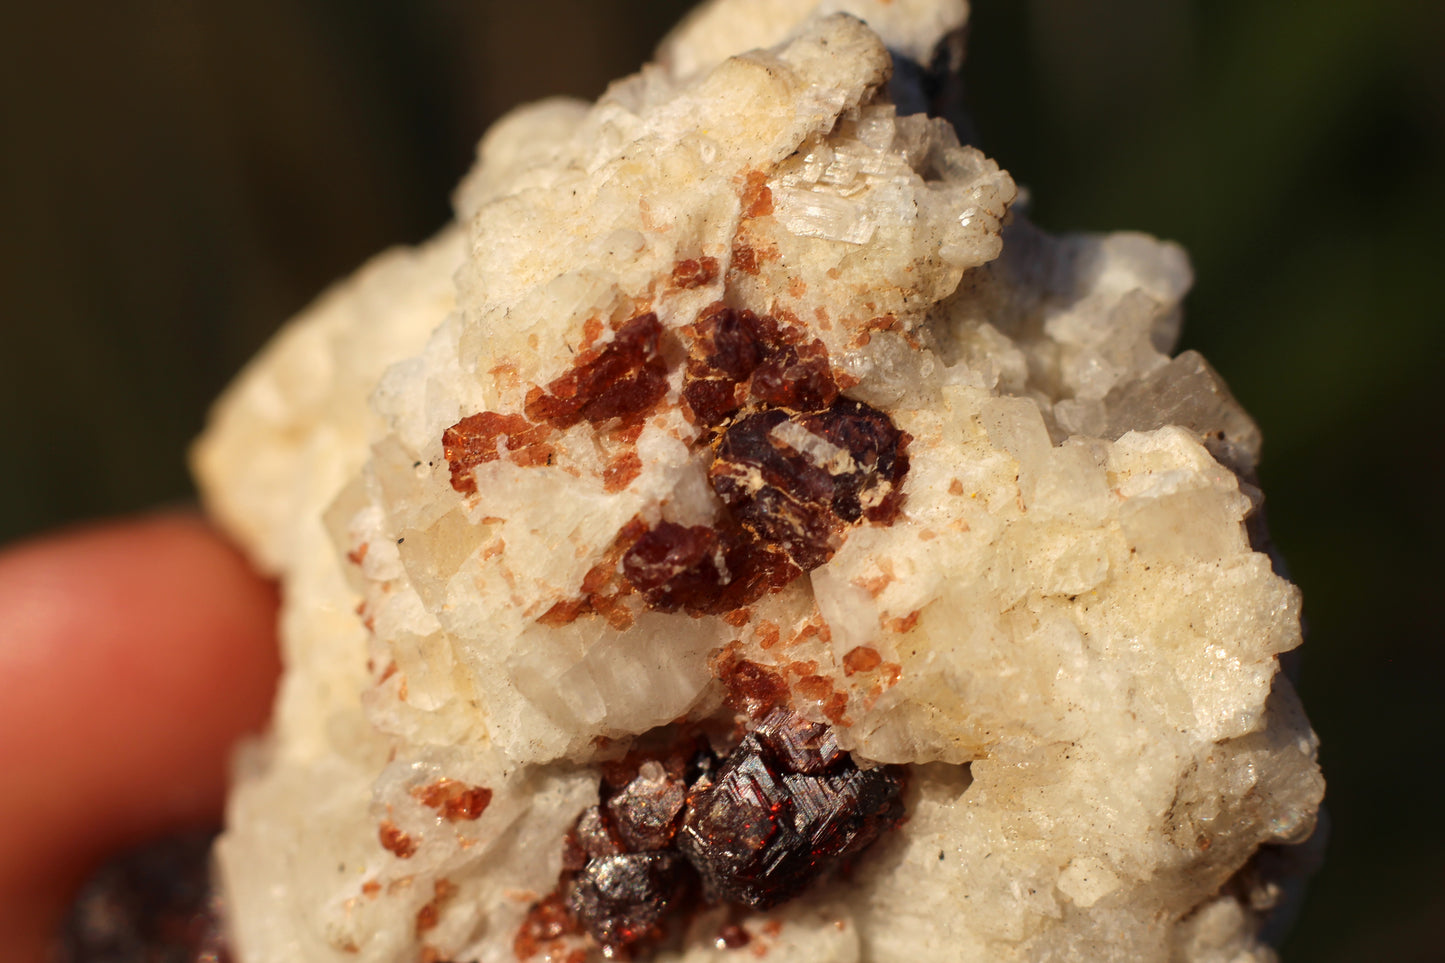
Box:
[379,821,417,859]
[886,610,921,634]
[795,675,833,701]
[413,780,494,821]
[842,646,882,675]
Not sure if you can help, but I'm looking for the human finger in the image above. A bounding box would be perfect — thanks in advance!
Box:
[0,511,279,962]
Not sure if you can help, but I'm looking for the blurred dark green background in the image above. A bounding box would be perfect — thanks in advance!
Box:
[2,1,1441,959]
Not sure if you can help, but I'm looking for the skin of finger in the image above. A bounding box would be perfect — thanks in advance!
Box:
[0,512,280,961]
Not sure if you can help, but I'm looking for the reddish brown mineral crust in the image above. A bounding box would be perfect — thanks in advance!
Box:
[443,412,555,494]
[537,600,589,627]
[680,364,741,428]
[747,339,838,410]
[580,316,606,352]
[415,880,457,934]
[538,519,646,626]
[603,452,644,492]
[850,314,907,349]
[886,611,921,634]
[609,419,648,446]
[842,646,882,675]
[540,593,634,631]
[593,594,637,632]
[798,401,911,524]
[378,821,417,859]
[514,893,585,962]
[784,659,820,678]
[673,256,720,289]
[741,170,774,219]
[730,242,760,276]
[721,608,751,628]
[412,780,494,821]
[446,299,910,631]
[788,618,830,649]
[713,650,789,719]
[525,312,669,428]
[681,304,772,428]
[622,522,725,613]
[794,675,834,703]
[621,306,909,615]
[618,516,800,617]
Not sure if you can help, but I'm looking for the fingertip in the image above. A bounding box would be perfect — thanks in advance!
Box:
[0,511,280,954]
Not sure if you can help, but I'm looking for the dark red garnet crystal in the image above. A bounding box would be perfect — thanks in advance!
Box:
[526,312,669,429]
[547,711,904,957]
[681,304,840,430]
[617,395,909,616]
[710,397,910,570]
[615,302,911,616]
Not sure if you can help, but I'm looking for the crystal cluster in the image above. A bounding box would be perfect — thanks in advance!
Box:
[193,1,1323,960]
[525,710,903,957]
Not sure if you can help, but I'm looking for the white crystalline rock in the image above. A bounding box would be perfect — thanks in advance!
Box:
[193,2,1323,961]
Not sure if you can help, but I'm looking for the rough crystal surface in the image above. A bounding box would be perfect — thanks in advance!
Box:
[193,1,1323,961]
[678,718,905,910]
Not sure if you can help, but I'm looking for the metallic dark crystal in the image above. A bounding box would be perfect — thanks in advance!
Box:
[565,852,692,951]
[533,711,905,957]
[606,763,688,852]
[676,711,905,909]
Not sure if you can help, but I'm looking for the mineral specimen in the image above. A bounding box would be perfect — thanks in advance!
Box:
[193,1,1324,961]
[56,830,229,963]
[530,711,903,957]
[677,710,905,911]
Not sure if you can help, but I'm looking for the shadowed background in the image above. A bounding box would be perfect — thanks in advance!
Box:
[1,1,1440,959]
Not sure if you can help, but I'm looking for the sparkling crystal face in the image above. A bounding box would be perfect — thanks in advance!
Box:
[536,711,905,956]
[678,710,905,909]
[566,852,692,950]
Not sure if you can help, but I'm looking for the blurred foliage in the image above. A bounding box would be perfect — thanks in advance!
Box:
[1,1,1441,959]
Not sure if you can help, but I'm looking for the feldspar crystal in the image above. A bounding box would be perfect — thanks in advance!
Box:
[192,1,1324,960]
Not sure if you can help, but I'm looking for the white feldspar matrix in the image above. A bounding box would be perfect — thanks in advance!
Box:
[194,1,1324,961]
